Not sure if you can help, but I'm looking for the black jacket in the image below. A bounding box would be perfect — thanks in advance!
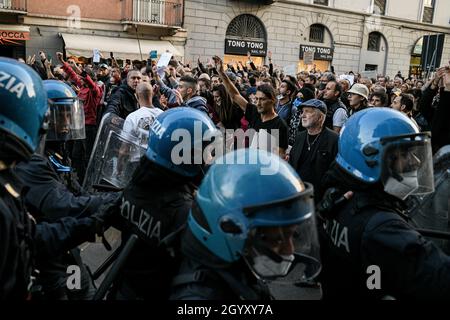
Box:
[14,154,119,299]
[108,158,196,300]
[105,83,139,119]
[170,229,272,300]
[319,165,450,300]
[15,154,117,220]
[0,168,103,300]
[430,89,450,153]
[289,127,339,201]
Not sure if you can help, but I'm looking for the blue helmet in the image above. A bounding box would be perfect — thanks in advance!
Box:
[43,80,85,141]
[188,149,321,280]
[146,107,220,177]
[0,57,48,155]
[336,108,434,199]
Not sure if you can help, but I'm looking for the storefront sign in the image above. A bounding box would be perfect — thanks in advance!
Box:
[299,45,333,61]
[0,30,30,45]
[225,38,267,57]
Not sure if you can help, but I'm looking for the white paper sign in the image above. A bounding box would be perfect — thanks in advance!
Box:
[93,49,101,63]
[304,51,314,65]
[283,64,297,76]
[157,52,173,68]
[361,70,377,80]
[339,74,355,86]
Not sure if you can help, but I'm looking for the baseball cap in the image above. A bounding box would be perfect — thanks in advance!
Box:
[99,63,109,69]
[347,84,369,100]
[226,71,237,82]
[391,88,402,97]
[300,99,327,114]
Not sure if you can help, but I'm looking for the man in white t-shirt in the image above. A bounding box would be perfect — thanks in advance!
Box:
[123,82,164,149]
[118,82,164,173]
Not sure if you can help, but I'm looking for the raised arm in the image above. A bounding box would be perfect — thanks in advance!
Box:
[268,51,274,77]
[57,52,82,88]
[213,56,248,112]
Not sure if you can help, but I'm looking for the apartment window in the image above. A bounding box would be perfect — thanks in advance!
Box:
[309,24,325,43]
[373,0,386,15]
[368,32,381,52]
[422,0,435,24]
[313,0,329,6]
[0,0,11,8]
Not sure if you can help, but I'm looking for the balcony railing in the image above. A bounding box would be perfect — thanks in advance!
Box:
[122,0,183,28]
[0,0,27,13]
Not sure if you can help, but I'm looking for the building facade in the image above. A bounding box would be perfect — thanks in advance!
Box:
[0,0,186,63]
[183,0,450,77]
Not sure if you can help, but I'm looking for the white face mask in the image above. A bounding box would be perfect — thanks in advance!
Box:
[252,254,295,277]
[384,170,419,200]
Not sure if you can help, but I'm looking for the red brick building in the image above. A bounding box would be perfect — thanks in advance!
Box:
[0,0,186,62]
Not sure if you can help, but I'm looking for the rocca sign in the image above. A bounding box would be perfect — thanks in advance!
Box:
[0,30,30,45]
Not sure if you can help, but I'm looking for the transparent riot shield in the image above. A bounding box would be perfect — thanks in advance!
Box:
[83,113,147,192]
[408,145,450,254]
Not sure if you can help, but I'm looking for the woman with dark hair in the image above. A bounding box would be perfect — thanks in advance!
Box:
[212,84,243,130]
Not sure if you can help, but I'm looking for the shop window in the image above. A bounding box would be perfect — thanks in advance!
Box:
[309,24,325,43]
[368,32,381,52]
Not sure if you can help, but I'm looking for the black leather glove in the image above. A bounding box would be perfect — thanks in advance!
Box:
[316,188,348,221]
[89,192,122,250]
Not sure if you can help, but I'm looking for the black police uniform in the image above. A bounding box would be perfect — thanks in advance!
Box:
[319,165,450,300]
[170,228,272,300]
[14,153,120,299]
[107,158,196,300]
[0,168,106,300]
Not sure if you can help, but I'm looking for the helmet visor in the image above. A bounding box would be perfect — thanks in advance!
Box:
[46,99,85,141]
[243,215,321,285]
[381,133,434,200]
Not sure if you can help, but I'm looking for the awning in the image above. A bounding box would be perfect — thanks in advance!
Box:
[0,24,30,33]
[61,33,181,61]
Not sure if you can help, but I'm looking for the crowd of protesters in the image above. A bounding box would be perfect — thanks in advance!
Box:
[22,50,450,193]
[4,48,449,301]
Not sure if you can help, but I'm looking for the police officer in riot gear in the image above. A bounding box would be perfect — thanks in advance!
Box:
[14,80,120,300]
[40,80,85,189]
[318,108,450,300]
[0,57,112,300]
[171,149,321,300]
[106,107,220,300]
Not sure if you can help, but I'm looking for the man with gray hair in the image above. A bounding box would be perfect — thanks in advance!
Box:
[289,99,339,201]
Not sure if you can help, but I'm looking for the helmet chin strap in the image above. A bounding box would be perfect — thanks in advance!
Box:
[36,134,47,156]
